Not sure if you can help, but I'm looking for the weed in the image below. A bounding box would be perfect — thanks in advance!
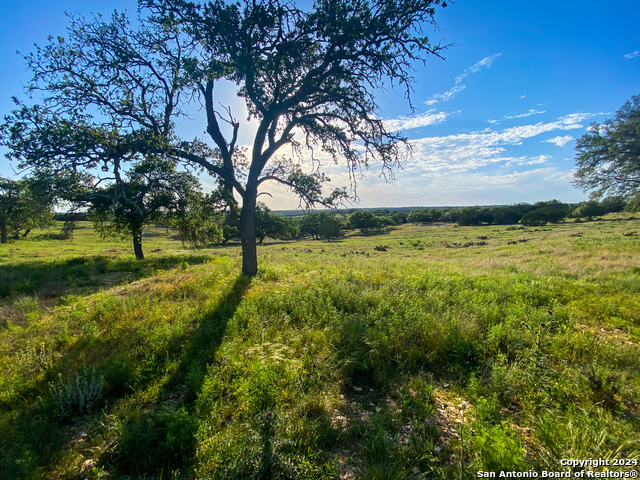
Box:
[13,342,54,372]
[472,422,528,472]
[397,376,436,419]
[583,363,621,410]
[113,407,199,475]
[49,368,104,417]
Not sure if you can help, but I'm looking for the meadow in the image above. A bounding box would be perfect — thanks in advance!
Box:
[1,215,639,479]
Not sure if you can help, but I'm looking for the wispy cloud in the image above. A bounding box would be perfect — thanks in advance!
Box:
[505,154,551,167]
[544,135,574,147]
[624,50,640,59]
[405,112,601,173]
[487,109,546,125]
[424,53,502,105]
[260,112,594,208]
[423,84,466,105]
[519,94,527,99]
[383,109,451,132]
[257,111,600,209]
[425,168,572,192]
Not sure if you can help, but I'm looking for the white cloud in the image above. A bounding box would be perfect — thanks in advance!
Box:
[383,167,579,207]
[506,109,546,119]
[544,135,574,147]
[487,109,546,124]
[382,109,451,132]
[424,53,502,105]
[226,109,599,209]
[456,53,503,81]
[404,112,601,174]
[439,167,569,190]
[505,154,551,166]
[519,94,527,99]
[424,84,466,105]
[233,111,600,190]
[624,50,640,59]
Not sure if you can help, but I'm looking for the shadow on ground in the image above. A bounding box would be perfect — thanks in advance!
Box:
[104,273,252,477]
[0,254,211,301]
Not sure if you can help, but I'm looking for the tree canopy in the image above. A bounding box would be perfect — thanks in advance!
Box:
[254,204,295,244]
[574,94,640,200]
[348,210,379,232]
[1,0,449,274]
[0,176,55,243]
[171,191,224,248]
[88,158,200,259]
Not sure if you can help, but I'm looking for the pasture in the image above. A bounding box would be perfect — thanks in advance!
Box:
[1,216,639,479]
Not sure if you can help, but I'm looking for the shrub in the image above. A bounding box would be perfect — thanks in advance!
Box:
[49,368,104,417]
[521,210,549,227]
[570,200,607,221]
[113,407,199,475]
[456,207,493,226]
[472,423,528,472]
[114,407,199,478]
[349,210,380,232]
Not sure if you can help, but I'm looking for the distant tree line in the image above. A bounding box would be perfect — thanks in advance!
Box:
[399,197,627,227]
[183,196,630,246]
[0,176,633,250]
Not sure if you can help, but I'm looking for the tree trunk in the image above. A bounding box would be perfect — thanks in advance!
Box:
[0,221,6,244]
[239,191,258,276]
[132,230,144,260]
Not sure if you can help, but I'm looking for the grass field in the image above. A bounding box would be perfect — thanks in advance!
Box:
[1,216,640,479]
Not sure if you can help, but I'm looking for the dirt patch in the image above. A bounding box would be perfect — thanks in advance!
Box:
[577,323,638,346]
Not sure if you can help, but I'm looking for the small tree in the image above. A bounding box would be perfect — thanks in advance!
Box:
[600,196,627,213]
[317,212,343,240]
[255,204,294,244]
[521,210,549,227]
[489,205,526,225]
[89,159,199,259]
[571,200,606,221]
[171,192,224,248]
[407,208,432,224]
[574,94,640,200]
[532,199,570,223]
[298,212,322,240]
[378,215,395,229]
[456,207,492,226]
[349,210,379,233]
[0,176,55,243]
[391,211,408,225]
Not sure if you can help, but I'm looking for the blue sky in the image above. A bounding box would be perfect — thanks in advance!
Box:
[1,0,639,209]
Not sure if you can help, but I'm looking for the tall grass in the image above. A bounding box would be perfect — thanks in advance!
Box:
[1,216,639,479]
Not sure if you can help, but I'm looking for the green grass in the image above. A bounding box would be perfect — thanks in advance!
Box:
[1,215,639,479]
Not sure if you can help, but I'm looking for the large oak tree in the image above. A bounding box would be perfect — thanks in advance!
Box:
[2,0,448,274]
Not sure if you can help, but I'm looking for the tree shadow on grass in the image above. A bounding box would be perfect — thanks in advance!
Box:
[105,273,252,477]
[0,254,211,302]
[353,229,394,237]
[168,273,252,403]
[0,267,248,480]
